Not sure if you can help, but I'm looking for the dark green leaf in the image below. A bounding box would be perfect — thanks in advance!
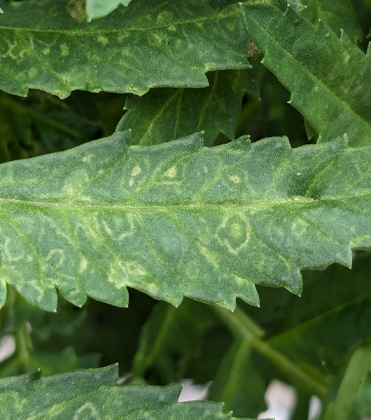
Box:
[0,0,249,98]
[299,0,363,43]
[241,2,371,146]
[133,300,215,383]
[0,91,106,163]
[117,70,250,146]
[208,338,267,417]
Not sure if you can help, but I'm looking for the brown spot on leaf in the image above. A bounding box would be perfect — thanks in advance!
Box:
[248,41,262,57]
[67,0,87,22]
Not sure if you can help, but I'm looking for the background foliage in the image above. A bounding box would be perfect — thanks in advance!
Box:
[0,0,370,419]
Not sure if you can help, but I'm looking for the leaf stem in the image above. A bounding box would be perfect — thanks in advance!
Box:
[214,306,327,398]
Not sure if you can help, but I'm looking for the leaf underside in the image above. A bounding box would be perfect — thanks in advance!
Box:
[0,131,370,312]
[0,0,249,98]
[0,364,237,419]
[241,3,371,147]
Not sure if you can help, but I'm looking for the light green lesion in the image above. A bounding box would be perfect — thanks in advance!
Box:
[216,214,251,255]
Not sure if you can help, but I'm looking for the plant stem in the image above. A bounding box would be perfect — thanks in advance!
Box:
[214,306,327,398]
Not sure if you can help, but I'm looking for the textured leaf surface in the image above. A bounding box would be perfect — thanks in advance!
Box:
[0,364,240,419]
[0,0,249,98]
[86,0,131,21]
[0,131,370,311]
[241,3,371,146]
[116,70,250,146]
[298,0,363,43]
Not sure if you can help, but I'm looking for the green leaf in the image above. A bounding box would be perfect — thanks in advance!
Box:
[268,254,371,370]
[0,131,370,312]
[0,91,106,163]
[208,338,267,417]
[240,3,371,146]
[0,0,249,98]
[215,306,327,397]
[279,252,371,331]
[86,0,132,21]
[351,372,371,419]
[298,0,363,43]
[133,300,215,383]
[116,70,250,146]
[325,345,371,420]
[0,364,244,419]
[351,0,371,42]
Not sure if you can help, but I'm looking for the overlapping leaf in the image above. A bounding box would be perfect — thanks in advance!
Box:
[212,253,371,415]
[132,300,215,383]
[208,338,267,417]
[325,345,371,420]
[0,364,246,419]
[86,0,132,21]
[269,254,371,369]
[241,2,371,146]
[295,0,363,43]
[117,70,250,146]
[0,91,105,163]
[0,130,370,311]
[0,0,249,98]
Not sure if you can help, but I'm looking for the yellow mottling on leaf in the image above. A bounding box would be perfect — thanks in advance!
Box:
[60,44,69,57]
[28,68,38,78]
[79,258,88,273]
[229,175,241,183]
[164,166,177,178]
[97,35,109,47]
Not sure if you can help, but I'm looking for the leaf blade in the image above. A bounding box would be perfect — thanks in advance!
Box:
[0,0,249,98]
[117,70,250,146]
[0,132,370,311]
[298,0,363,43]
[240,3,371,146]
[0,364,238,419]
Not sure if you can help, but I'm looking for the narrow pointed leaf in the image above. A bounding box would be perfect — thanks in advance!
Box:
[0,131,370,311]
[0,0,249,98]
[86,0,131,21]
[0,365,241,419]
[116,70,250,146]
[241,3,371,146]
[329,345,371,420]
[208,339,267,417]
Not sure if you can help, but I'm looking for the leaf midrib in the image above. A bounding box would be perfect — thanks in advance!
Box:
[0,194,369,212]
[0,9,239,35]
